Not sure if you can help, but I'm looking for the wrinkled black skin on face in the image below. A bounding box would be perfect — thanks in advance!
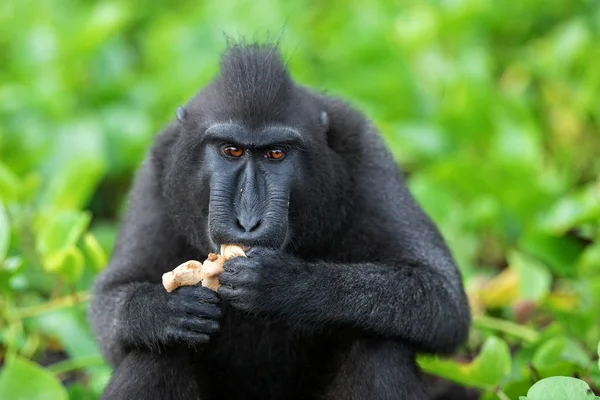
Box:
[89,43,471,400]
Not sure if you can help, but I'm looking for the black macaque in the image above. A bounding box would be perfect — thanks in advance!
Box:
[89,42,471,400]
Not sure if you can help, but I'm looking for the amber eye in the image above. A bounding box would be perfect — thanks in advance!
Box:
[223,146,244,158]
[265,149,285,160]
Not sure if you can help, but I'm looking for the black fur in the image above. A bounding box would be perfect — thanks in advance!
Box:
[89,42,471,400]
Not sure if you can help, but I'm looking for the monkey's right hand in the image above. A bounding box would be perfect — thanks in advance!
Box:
[122,283,222,347]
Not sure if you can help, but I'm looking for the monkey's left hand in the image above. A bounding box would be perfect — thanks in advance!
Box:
[218,247,314,316]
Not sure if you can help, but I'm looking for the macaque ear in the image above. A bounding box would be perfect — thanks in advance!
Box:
[176,106,187,123]
[320,111,329,130]
[175,105,199,133]
[320,110,334,148]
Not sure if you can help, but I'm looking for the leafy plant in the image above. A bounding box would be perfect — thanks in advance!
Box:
[1,0,599,398]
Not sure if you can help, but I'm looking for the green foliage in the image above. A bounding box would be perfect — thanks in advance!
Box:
[0,356,68,400]
[0,201,9,262]
[519,377,597,400]
[0,0,599,398]
[418,336,512,389]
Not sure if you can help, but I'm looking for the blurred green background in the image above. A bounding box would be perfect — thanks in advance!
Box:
[1,0,599,399]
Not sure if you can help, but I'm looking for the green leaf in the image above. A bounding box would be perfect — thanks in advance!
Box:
[43,246,85,282]
[34,309,101,359]
[84,233,108,271]
[577,242,600,276]
[468,336,512,387]
[38,122,106,211]
[390,122,448,160]
[0,162,20,202]
[533,338,568,369]
[510,252,551,302]
[519,377,596,400]
[520,232,584,278]
[76,2,131,53]
[66,384,89,400]
[0,356,68,400]
[0,200,9,262]
[540,184,600,235]
[18,173,42,204]
[492,112,542,167]
[418,336,511,389]
[36,210,91,256]
[532,337,591,378]
[417,356,472,388]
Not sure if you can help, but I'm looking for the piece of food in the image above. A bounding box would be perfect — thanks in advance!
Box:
[161,260,204,293]
[200,252,226,291]
[221,244,247,260]
[162,245,246,292]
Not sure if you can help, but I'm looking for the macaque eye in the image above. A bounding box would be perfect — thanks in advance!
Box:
[223,146,244,158]
[265,149,285,160]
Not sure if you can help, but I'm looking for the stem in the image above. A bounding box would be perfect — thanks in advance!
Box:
[528,362,541,382]
[494,387,511,400]
[9,292,90,320]
[47,355,106,375]
[474,315,540,343]
[51,279,63,299]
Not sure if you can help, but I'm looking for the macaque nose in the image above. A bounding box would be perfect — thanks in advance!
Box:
[236,215,262,232]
